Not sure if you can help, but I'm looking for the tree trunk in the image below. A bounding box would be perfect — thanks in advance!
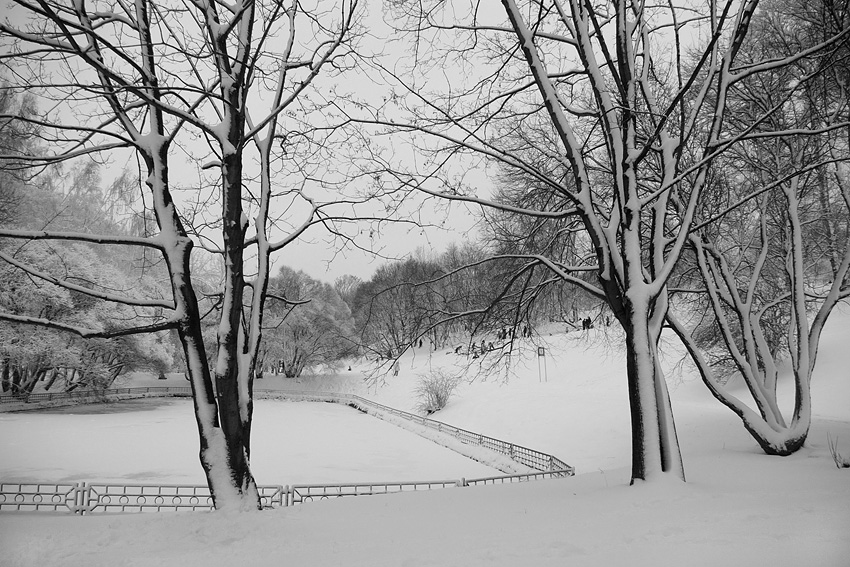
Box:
[170,239,260,511]
[668,313,810,456]
[43,368,59,391]
[1,358,9,392]
[144,131,260,510]
[620,300,685,483]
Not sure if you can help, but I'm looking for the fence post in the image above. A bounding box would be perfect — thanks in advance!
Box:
[71,482,88,515]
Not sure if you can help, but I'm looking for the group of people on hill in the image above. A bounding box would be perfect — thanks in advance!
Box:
[581,317,594,330]
[496,325,531,341]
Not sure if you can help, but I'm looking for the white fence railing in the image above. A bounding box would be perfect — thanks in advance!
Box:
[0,482,282,513]
[1,386,574,514]
[0,469,573,514]
[270,390,573,472]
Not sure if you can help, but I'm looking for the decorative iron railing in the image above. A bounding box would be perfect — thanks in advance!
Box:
[0,482,285,513]
[0,469,572,514]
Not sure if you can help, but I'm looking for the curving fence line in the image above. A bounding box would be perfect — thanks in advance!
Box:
[267,390,573,473]
[1,386,573,473]
[0,386,574,514]
[0,469,572,514]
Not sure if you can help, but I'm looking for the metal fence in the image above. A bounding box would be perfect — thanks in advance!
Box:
[1,385,574,514]
[287,479,462,505]
[0,386,193,404]
[266,390,573,473]
[0,482,285,513]
[1,386,573,474]
[1,469,572,514]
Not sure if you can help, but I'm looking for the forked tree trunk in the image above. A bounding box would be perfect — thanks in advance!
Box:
[146,133,260,510]
[669,313,811,456]
[672,169,850,457]
[170,246,260,511]
[619,296,685,482]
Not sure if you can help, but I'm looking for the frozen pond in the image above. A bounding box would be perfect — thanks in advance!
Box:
[0,399,498,485]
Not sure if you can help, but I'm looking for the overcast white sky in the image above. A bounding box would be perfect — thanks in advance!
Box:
[278,199,480,283]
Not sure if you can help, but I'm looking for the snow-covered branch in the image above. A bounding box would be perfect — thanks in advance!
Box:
[0,249,175,309]
[0,229,165,250]
[0,311,178,339]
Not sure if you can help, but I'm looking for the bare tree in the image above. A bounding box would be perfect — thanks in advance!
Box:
[0,0,361,509]
[668,0,850,456]
[369,0,849,483]
[265,266,355,378]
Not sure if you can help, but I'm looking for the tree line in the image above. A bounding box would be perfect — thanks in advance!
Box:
[0,91,174,396]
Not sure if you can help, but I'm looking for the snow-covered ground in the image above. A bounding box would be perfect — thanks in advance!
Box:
[2,305,849,566]
[0,399,499,484]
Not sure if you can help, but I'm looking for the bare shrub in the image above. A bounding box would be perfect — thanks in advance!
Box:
[415,370,460,415]
[827,433,850,469]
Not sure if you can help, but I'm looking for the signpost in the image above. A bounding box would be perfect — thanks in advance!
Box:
[537,346,547,383]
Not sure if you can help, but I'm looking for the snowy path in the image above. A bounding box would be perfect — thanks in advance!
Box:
[0,398,499,485]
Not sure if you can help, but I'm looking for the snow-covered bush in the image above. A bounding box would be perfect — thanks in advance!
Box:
[415,370,459,415]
